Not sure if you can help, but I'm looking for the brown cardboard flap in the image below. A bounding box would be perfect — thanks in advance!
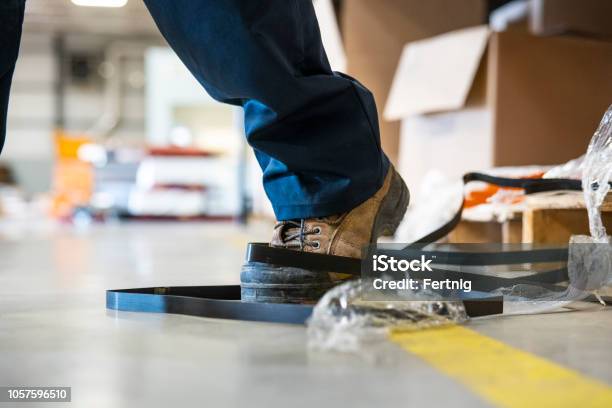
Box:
[343,0,486,164]
[384,26,490,120]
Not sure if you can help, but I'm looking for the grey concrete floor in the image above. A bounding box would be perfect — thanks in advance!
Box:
[0,221,611,408]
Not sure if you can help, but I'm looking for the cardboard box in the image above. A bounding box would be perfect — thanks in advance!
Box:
[385,26,612,199]
[342,0,486,164]
[530,0,612,39]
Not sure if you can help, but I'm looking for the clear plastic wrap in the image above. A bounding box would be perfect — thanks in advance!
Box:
[497,237,611,314]
[582,105,612,243]
[544,105,611,243]
[307,280,467,352]
[394,170,463,243]
[543,155,584,179]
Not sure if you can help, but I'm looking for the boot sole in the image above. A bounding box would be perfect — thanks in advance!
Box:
[241,167,410,304]
[240,262,336,304]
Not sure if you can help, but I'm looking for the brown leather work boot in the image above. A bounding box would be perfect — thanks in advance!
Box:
[241,165,409,304]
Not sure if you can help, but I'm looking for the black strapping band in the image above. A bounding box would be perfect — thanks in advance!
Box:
[107,173,598,324]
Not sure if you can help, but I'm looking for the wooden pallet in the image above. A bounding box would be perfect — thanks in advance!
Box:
[523,192,612,244]
[449,192,612,244]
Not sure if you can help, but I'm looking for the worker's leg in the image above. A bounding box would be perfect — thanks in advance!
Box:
[143,0,389,220]
[0,0,25,154]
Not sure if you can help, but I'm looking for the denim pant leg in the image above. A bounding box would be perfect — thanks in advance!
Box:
[143,0,389,220]
[0,0,25,154]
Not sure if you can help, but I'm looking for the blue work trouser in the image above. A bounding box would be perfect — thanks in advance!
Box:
[0,0,25,156]
[1,0,389,220]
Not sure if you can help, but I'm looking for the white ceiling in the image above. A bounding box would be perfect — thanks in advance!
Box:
[23,0,162,37]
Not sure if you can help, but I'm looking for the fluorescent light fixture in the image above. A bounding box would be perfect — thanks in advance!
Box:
[71,0,128,8]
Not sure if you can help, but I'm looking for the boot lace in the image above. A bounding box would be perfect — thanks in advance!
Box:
[274,219,321,250]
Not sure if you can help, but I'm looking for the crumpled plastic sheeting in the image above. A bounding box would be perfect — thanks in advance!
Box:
[497,235,612,314]
[544,104,611,243]
[307,280,467,352]
[582,105,612,244]
[394,170,463,243]
[544,155,585,179]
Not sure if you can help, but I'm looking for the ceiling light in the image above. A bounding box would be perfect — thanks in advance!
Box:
[71,0,128,8]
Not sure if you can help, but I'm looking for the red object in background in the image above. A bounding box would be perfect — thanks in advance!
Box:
[151,184,207,191]
[147,146,218,157]
[463,172,545,208]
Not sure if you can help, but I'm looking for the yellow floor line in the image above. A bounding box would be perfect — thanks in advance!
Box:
[390,325,612,408]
